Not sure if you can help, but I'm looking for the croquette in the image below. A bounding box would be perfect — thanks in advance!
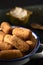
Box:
[26,35,37,50]
[0,50,23,59]
[1,22,12,34]
[0,41,12,50]
[31,35,37,44]
[26,40,35,50]
[4,34,30,52]
[0,31,5,41]
[12,27,32,40]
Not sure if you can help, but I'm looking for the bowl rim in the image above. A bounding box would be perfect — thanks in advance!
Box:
[0,31,40,62]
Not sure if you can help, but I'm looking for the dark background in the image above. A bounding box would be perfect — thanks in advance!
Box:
[0,0,43,9]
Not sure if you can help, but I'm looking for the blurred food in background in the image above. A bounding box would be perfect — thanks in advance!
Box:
[6,7,32,26]
[31,23,43,30]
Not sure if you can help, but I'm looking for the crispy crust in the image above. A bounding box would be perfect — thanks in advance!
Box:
[0,41,12,50]
[4,34,29,52]
[0,31,5,41]
[12,27,32,40]
[1,22,12,34]
[0,50,23,59]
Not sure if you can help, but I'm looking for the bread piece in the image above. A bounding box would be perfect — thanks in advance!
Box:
[0,50,23,59]
[0,41,12,50]
[1,22,12,34]
[4,34,29,52]
[12,27,32,40]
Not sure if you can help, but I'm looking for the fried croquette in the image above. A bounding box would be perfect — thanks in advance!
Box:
[4,34,30,52]
[31,35,37,44]
[0,31,5,41]
[12,27,32,40]
[0,41,12,50]
[1,22,12,34]
[0,50,23,59]
[26,40,35,50]
[26,35,37,50]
